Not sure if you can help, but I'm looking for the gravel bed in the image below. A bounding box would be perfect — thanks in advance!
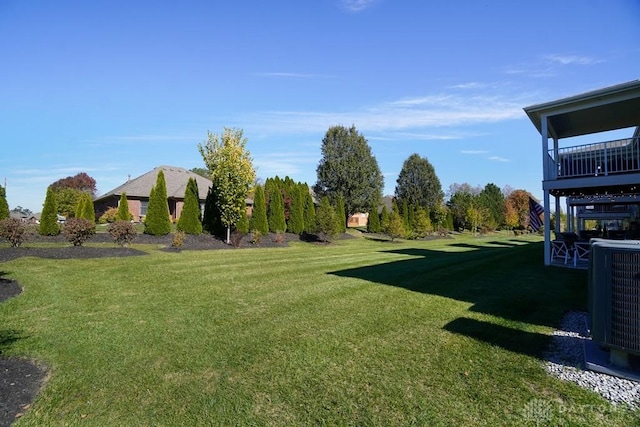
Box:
[544,311,640,407]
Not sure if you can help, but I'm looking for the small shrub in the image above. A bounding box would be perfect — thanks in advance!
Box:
[63,218,95,246]
[273,232,285,244]
[250,230,262,245]
[172,231,185,247]
[230,231,245,248]
[99,207,118,224]
[108,220,137,247]
[0,218,31,247]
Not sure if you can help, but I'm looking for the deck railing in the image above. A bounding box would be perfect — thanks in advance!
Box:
[547,136,640,180]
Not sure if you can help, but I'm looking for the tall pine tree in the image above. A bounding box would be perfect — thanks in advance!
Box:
[287,185,305,234]
[0,186,10,220]
[144,170,171,236]
[116,192,131,221]
[249,185,269,235]
[303,189,316,234]
[367,204,380,233]
[203,184,224,236]
[39,186,60,236]
[268,189,287,233]
[177,178,203,234]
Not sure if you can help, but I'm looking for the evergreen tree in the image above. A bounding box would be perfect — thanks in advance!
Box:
[303,189,316,234]
[314,125,383,218]
[235,205,250,234]
[407,203,416,233]
[268,189,287,233]
[315,197,338,242]
[336,194,347,233]
[395,153,444,212]
[116,192,131,221]
[380,205,389,232]
[401,199,410,230]
[478,183,505,230]
[367,204,380,233]
[0,186,9,220]
[177,178,203,235]
[203,185,224,236]
[414,206,432,237]
[386,201,406,241]
[39,186,60,236]
[144,170,171,236]
[288,185,305,234]
[250,185,269,235]
[76,192,96,227]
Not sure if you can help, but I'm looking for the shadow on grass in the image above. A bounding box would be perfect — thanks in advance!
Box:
[330,240,588,356]
[443,317,550,358]
[0,329,24,357]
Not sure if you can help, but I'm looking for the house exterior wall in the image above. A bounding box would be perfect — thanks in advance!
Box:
[348,212,368,227]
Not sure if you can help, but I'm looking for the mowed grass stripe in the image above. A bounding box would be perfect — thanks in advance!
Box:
[1,233,636,426]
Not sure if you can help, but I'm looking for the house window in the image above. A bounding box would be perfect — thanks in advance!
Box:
[140,201,148,216]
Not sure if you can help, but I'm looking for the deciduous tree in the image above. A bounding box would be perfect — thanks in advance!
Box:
[314,125,383,218]
[199,128,256,243]
[505,189,532,230]
[50,172,97,195]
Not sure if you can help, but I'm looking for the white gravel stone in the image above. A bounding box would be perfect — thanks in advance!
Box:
[543,311,640,407]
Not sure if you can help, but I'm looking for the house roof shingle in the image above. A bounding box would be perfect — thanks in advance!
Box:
[94,166,213,202]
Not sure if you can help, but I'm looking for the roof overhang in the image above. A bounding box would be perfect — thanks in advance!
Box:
[524,80,640,139]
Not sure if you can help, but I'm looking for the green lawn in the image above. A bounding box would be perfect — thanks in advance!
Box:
[1,233,638,426]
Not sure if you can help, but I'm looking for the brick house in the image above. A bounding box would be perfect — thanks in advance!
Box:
[93,165,215,222]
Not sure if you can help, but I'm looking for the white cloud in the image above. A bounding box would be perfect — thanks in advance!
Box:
[461,150,489,155]
[488,156,510,162]
[340,0,377,12]
[253,151,318,179]
[93,135,199,145]
[246,92,525,136]
[544,54,599,65]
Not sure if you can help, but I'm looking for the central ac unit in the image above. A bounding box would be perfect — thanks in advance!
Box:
[589,239,640,365]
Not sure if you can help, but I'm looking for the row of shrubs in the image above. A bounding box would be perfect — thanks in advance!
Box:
[0,218,137,248]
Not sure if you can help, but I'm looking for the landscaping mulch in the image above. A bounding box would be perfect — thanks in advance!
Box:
[0,279,48,427]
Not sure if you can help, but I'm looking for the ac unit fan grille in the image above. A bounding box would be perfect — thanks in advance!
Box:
[610,251,640,353]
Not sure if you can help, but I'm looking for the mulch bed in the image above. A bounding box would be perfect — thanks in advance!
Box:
[0,279,48,427]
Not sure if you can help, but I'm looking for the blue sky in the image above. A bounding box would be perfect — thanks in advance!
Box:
[1,0,639,212]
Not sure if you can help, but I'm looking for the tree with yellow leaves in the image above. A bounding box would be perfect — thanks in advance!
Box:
[199,128,256,244]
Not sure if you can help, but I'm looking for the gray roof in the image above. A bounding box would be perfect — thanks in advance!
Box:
[524,79,640,139]
[94,165,213,202]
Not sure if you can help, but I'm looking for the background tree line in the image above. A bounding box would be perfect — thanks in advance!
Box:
[2,124,542,243]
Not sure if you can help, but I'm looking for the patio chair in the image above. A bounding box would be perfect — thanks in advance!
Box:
[551,240,571,264]
[573,241,590,267]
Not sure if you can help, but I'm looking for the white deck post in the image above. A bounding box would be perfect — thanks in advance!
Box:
[542,116,551,265]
